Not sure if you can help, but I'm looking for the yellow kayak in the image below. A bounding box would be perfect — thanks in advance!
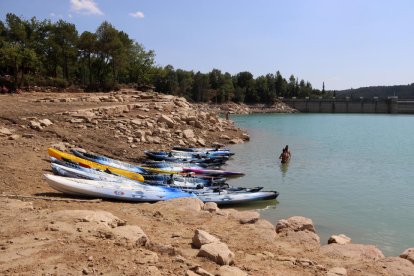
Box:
[47,148,145,182]
[141,167,181,175]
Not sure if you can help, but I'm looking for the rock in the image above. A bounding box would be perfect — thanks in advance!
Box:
[202,202,218,213]
[220,134,230,140]
[400,248,414,265]
[197,138,206,146]
[275,216,316,233]
[327,267,347,276]
[29,120,43,130]
[51,142,69,152]
[377,257,414,276]
[235,211,260,224]
[229,138,244,144]
[135,130,146,139]
[197,242,235,265]
[320,244,384,264]
[192,266,214,276]
[48,210,126,228]
[8,134,20,140]
[183,129,195,139]
[218,265,247,276]
[157,114,175,128]
[192,229,220,249]
[328,234,351,245]
[39,118,53,127]
[348,257,414,276]
[146,266,161,276]
[185,271,199,276]
[22,133,35,138]
[110,225,149,247]
[131,119,142,126]
[70,118,85,123]
[0,127,12,136]
[253,219,277,240]
[277,230,320,250]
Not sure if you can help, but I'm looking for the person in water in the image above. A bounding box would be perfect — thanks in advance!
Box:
[279,145,291,163]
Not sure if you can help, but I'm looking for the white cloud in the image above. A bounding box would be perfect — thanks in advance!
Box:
[129,11,145,18]
[70,0,103,15]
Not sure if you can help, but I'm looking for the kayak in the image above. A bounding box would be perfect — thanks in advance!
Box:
[195,190,278,205]
[44,174,277,204]
[70,149,151,175]
[48,148,145,182]
[144,150,229,164]
[51,163,134,183]
[182,167,245,178]
[171,146,234,156]
[44,174,195,202]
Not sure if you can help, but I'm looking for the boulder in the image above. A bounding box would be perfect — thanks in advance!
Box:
[400,248,414,265]
[277,230,320,250]
[190,266,214,276]
[320,244,384,264]
[111,225,149,247]
[202,202,218,213]
[192,229,220,249]
[197,138,206,147]
[229,138,244,144]
[348,257,414,276]
[377,257,414,276]
[48,210,126,228]
[157,114,175,128]
[275,216,316,233]
[29,120,43,130]
[183,129,195,139]
[197,242,235,265]
[39,118,53,127]
[218,265,248,276]
[0,127,12,136]
[328,234,352,245]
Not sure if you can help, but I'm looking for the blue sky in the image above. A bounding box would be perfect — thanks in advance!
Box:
[1,0,413,90]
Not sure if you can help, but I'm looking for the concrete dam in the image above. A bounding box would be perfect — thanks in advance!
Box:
[281,97,414,114]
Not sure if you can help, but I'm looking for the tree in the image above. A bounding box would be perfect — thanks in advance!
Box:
[125,42,155,85]
[275,71,287,97]
[78,31,97,85]
[192,72,210,102]
[176,69,194,98]
[0,14,40,88]
[52,20,78,81]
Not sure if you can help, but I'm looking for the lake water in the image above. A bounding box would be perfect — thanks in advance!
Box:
[225,113,414,256]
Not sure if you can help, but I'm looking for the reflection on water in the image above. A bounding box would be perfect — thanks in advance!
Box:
[279,161,289,177]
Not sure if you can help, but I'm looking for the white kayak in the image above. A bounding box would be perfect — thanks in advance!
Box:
[44,174,195,202]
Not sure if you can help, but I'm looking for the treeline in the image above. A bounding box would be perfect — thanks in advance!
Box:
[334,84,414,99]
[0,13,326,103]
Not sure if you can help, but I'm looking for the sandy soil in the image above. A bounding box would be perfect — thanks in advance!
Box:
[0,91,412,275]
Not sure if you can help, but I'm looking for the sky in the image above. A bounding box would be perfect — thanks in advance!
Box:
[1,0,413,90]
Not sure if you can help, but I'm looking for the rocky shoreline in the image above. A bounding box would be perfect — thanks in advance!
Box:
[0,89,413,275]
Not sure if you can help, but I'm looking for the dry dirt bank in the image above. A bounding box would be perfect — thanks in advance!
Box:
[0,90,413,275]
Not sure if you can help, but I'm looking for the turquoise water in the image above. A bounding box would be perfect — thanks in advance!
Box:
[225,113,414,256]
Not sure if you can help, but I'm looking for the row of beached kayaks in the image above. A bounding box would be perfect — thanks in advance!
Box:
[44,147,279,205]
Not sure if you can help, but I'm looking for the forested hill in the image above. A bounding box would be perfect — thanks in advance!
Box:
[335,84,414,99]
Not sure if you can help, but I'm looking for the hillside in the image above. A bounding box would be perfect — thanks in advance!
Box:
[335,84,414,99]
